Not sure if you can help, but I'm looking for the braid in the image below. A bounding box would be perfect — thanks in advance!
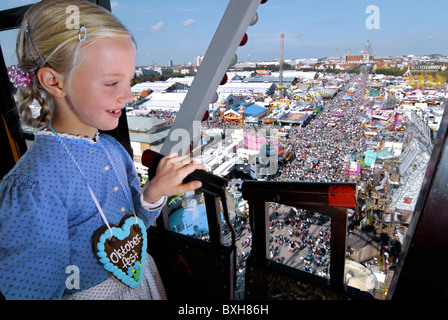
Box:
[35,90,52,126]
[16,83,52,128]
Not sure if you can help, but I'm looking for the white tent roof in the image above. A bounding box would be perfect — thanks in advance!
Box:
[139,92,186,111]
[344,260,376,292]
[217,82,275,95]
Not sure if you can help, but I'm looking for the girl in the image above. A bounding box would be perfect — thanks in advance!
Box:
[0,0,204,300]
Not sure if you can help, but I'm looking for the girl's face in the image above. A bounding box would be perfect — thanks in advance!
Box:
[58,37,136,137]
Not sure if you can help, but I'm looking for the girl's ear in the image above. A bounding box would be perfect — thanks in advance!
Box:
[37,67,66,99]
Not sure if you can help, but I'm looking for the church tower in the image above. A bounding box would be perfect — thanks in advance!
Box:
[239,106,245,125]
[220,99,226,121]
[363,40,371,63]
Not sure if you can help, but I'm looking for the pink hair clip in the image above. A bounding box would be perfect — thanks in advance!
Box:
[8,65,32,89]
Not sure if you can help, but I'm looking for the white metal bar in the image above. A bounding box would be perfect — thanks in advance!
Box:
[161,0,261,155]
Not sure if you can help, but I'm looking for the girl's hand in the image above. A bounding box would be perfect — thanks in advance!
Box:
[143,153,206,203]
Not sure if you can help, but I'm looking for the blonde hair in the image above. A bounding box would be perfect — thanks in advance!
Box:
[16,0,133,127]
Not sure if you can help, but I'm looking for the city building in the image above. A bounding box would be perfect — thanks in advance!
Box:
[127,116,172,174]
[342,40,373,64]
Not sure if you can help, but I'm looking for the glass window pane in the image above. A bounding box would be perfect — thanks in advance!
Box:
[0,29,19,66]
[0,1,40,11]
[268,202,331,280]
[168,190,210,241]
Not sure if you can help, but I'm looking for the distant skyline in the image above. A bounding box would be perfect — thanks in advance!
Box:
[1,0,447,67]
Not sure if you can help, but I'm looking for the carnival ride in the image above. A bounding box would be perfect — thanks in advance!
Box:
[1,0,448,301]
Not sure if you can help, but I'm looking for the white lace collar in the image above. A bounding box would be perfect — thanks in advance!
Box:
[37,128,100,143]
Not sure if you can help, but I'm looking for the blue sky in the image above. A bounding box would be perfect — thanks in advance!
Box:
[1,0,447,66]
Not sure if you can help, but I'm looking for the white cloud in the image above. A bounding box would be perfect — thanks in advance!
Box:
[150,21,165,32]
[111,1,119,9]
[181,18,197,27]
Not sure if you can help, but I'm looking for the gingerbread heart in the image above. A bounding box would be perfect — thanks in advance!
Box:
[92,215,147,288]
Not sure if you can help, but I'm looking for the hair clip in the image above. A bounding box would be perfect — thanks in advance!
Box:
[78,26,87,43]
[8,65,32,89]
[26,25,45,67]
